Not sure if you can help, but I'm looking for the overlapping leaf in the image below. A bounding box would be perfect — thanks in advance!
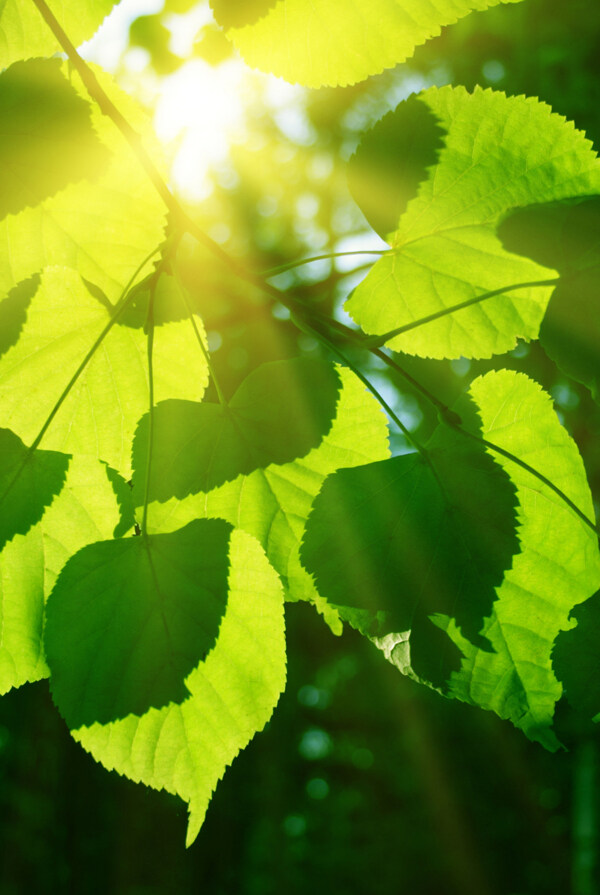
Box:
[499,197,600,400]
[0,0,116,70]
[0,446,123,694]
[0,59,109,220]
[65,528,286,846]
[132,359,341,500]
[553,590,600,720]
[0,60,165,304]
[219,0,524,88]
[347,87,600,359]
[0,268,209,474]
[46,519,233,727]
[300,405,519,687]
[136,366,389,618]
[421,372,600,748]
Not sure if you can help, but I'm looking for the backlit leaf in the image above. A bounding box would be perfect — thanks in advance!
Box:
[300,406,519,686]
[347,87,600,359]
[0,0,116,69]
[68,528,286,846]
[223,0,525,88]
[431,372,600,748]
[0,268,209,474]
[0,450,123,694]
[132,359,341,501]
[499,196,600,400]
[46,519,233,727]
[0,59,109,220]
[136,367,390,614]
[0,61,166,304]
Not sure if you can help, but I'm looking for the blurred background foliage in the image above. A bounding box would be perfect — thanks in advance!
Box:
[1,0,599,892]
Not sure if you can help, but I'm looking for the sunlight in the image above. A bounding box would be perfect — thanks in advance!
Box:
[80,0,305,202]
[153,58,247,200]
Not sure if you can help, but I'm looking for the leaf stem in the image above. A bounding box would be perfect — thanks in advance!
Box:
[141,287,156,538]
[261,249,389,277]
[175,274,227,406]
[294,305,600,536]
[297,318,426,455]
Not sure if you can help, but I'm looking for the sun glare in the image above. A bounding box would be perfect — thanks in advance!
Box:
[81,0,306,202]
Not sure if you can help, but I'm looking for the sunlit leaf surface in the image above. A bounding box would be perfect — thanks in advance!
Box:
[222,0,525,87]
[69,528,286,846]
[0,0,116,70]
[0,451,122,694]
[0,268,209,475]
[347,87,600,359]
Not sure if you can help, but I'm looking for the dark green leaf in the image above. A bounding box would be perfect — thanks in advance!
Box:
[0,428,69,551]
[553,591,600,719]
[132,358,341,502]
[348,95,446,240]
[45,519,232,727]
[301,417,519,686]
[499,196,600,400]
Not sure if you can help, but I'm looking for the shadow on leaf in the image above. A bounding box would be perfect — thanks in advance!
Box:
[499,196,600,400]
[45,518,233,728]
[210,0,280,30]
[0,59,109,221]
[0,428,70,551]
[132,358,341,503]
[301,399,519,689]
[348,95,447,241]
[0,274,40,358]
[552,589,600,720]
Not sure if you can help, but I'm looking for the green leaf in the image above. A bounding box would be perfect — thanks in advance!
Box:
[0,451,123,694]
[0,267,209,474]
[300,409,519,687]
[553,590,600,720]
[68,527,286,846]
[138,367,390,613]
[0,59,109,220]
[46,519,233,727]
[210,0,278,29]
[499,196,600,400]
[0,61,166,303]
[132,359,342,501]
[222,0,525,87]
[347,95,446,241]
[0,0,117,69]
[434,371,600,748]
[346,87,600,359]
[0,428,69,551]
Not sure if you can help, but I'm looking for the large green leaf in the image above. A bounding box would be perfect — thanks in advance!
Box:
[0,60,165,304]
[221,0,524,88]
[300,408,519,687]
[346,87,600,359]
[0,449,123,694]
[499,196,600,400]
[0,59,109,221]
[68,528,286,846]
[0,267,209,474]
[404,371,600,749]
[0,0,116,69]
[132,359,341,501]
[136,367,389,611]
[45,519,233,727]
